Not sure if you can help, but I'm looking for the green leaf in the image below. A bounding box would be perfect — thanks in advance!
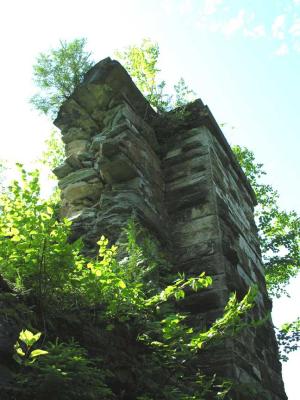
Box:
[15,346,25,357]
[19,330,41,346]
[11,235,21,242]
[118,280,126,289]
[30,349,49,358]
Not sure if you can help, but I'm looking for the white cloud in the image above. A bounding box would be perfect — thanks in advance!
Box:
[289,18,300,36]
[272,15,285,39]
[275,43,289,56]
[293,0,300,4]
[203,0,223,16]
[222,10,246,36]
[197,9,262,39]
[244,25,266,38]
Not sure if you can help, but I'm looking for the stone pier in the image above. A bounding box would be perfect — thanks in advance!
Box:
[53,58,287,399]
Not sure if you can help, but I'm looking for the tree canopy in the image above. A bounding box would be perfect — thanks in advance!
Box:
[115,39,195,112]
[30,38,94,118]
[232,145,300,298]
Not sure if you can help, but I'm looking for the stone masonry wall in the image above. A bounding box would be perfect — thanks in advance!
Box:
[160,106,286,398]
[53,58,287,399]
[54,58,168,252]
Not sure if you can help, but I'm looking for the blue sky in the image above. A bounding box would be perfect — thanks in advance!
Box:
[0,0,299,397]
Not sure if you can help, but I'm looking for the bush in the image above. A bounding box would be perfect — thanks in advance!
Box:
[15,339,112,400]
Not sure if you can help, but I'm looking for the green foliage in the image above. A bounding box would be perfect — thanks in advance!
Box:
[30,38,94,118]
[30,37,195,119]
[232,145,300,361]
[123,218,170,288]
[14,330,48,366]
[39,129,65,172]
[115,38,170,111]
[277,318,300,361]
[146,272,212,306]
[115,39,195,112]
[232,145,300,298]
[0,165,81,315]
[71,235,146,319]
[173,77,196,108]
[189,288,257,350]
[15,339,112,400]
[135,374,232,400]
[0,168,257,398]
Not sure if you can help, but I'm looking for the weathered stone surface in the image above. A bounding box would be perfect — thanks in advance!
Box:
[53,161,74,179]
[77,151,94,161]
[66,139,89,157]
[62,127,92,144]
[59,168,99,189]
[56,98,100,134]
[66,154,82,168]
[52,57,287,400]
[63,181,103,202]
[99,155,139,183]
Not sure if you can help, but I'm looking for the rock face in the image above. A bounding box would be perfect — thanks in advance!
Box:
[54,58,287,399]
